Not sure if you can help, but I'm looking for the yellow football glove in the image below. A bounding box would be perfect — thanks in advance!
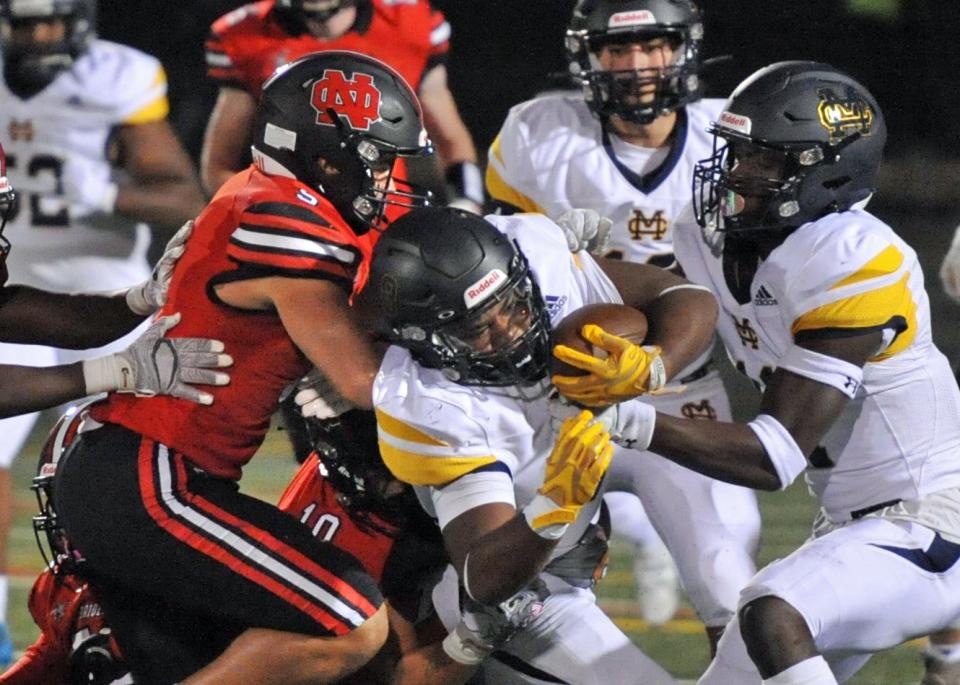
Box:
[552,324,665,408]
[522,410,614,538]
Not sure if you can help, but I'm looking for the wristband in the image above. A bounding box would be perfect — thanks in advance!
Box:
[97,182,119,214]
[125,284,154,317]
[82,355,133,395]
[522,494,571,540]
[442,626,489,666]
[645,352,667,391]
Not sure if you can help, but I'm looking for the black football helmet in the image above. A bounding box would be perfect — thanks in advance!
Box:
[0,0,96,98]
[251,50,434,232]
[360,207,552,386]
[307,408,414,533]
[32,398,101,574]
[566,0,704,124]
[693,61,887,237]
[0,142,15,283]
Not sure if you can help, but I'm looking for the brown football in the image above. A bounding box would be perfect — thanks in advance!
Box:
[550,303,649,378]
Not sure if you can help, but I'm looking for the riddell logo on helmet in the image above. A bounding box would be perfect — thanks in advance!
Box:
[311,69,382,131]
[464,269,506,309]
[719,111,752,135]
[608,10,656,27]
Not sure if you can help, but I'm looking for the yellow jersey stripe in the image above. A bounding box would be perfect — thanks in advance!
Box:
[830,244,904,290]
[792,272,917,360]
[124,95,170,125]
[378,440,497,486]
[375,408,449,447]
[485,137,546,214]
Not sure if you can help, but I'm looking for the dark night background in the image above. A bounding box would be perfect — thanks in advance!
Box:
[95,0,960,367]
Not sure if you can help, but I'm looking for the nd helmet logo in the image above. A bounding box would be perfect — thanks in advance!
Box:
[311,69,382,131]
[816,87,874,143]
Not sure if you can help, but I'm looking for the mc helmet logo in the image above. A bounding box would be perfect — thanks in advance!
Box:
[310,69,382,131]
[816,87,874,143]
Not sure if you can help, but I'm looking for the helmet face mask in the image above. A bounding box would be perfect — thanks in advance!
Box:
[363,207,552,387]
[567,0,704,125]
[32,400,100,575]
[252,51,434,233]
[692,61,886,238]
[0,0,95,98]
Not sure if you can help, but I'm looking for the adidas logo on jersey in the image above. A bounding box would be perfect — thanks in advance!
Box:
[544,295,568,320]
[754,285,778,306]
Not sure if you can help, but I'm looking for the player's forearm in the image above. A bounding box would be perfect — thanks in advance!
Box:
[0,287,144,348]
[649,414,781,490]
[464,515,555,605]
[115,178,207,227]
[0,363,87,418]
[643,287,719,381]
[392,643,477,685]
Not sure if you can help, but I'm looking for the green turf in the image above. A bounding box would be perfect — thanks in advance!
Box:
[5,415,927,683]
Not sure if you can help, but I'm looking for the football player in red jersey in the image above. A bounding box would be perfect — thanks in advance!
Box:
[0,399,130,685]
[202,0,482,211]
[54,51,434,685]
[279,406,545,684]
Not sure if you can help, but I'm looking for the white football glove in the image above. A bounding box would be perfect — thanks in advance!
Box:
[940,224,960,303]
[555,208,612,255]
[63,160,118,219]
[548,393,657,452]
[126,220,194,316]
[82,313,232,405]
[442,582,548,665]
[293,367,354,419]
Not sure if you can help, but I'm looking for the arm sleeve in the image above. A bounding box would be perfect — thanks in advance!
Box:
[431,470,516,531]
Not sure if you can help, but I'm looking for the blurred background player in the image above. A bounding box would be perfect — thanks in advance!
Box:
[53,51,432,685]
[0,0,206,660]
[202,0,481,210]
[485,0,760,647]
[363,206,720,684]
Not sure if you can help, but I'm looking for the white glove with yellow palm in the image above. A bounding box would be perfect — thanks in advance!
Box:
[552,324,665,408]
[522,410,614,540]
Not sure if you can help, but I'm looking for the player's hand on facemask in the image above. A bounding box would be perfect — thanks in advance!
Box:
[126,220,194,316]
[293,367,354,419]
[443,580,549,665]
[940,224,960,303]
[555,208,612,255]
[82,313,232,405]
[552,324,665,407]
[522,410,613,539]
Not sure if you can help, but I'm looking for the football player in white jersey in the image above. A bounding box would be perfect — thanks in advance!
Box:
[554,61,960,684]
[485,0,760,647]
[0,0,207,659]
[363,205,720,684]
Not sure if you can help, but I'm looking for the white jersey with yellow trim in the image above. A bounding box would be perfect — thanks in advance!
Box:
[374,212,622,559]
[485,91,723,266]
[674,208,960,522]
[0,39,166,290]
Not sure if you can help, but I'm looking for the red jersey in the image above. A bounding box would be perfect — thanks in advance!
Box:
[95,167,377,480]
[278,453,445,603]
[206,0,449,98]
[0,570,125,685]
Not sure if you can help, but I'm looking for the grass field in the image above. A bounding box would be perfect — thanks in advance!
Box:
[4,406,929,684]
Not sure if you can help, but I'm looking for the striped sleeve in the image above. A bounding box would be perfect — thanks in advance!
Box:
[205,29,243,87]
[375,408,498,487]
[485,133,547,214]
[790,242,917,361]
[227,201,362,288]
[427,7,451,57]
